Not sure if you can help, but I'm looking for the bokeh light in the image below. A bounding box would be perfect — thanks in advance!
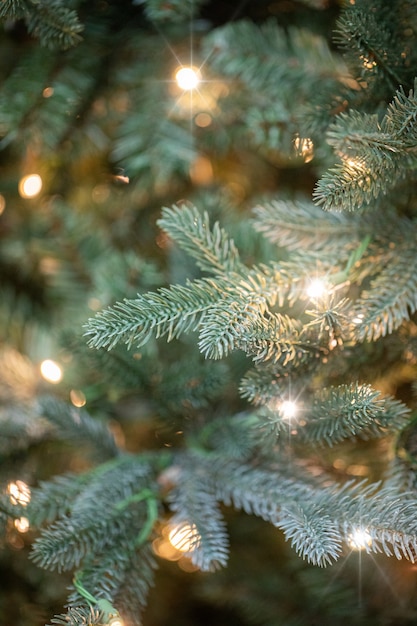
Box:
[40,359,63,383]
[18,174,43,198]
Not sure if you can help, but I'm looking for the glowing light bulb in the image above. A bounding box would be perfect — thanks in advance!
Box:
[293,136,314,163]
[8,480,31,506]
[40,359,63,383]
[175,66,200,90]
[306,278,327,299]
[14,517,30,533]
[18,174,43,198]
[70,389,87,407]
[281,400,298,421]
[168,523,200,552]
[108,617,124,626]
[347,528,372,551]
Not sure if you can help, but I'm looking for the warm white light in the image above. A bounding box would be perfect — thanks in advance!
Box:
[294,136,314,163]
[306,278,327,299]
[108,618,124,626]
[70,389,87,407]
[352,313,364,325]
[40,359,63,383]
[347,528,372,551]
[8,480,31,506]
[168,523,200,552]
[175,67,200,90]
[281,400,298,421]
[18,174,43,198]
[14,517,30,533]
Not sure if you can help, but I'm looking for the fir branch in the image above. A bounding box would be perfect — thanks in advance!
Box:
[384,80,417,145]
[239,362,306,406]
[112,113,197,187]
[0,0,26,18]
[67,541,157,626]
[70,457,153,524]
[197,296,267,360]
[314,83,417,211]
[0,0,83,49]
[0,46,56,149]
[297,383,410,447]
[28,473,88,526]
[158,358,230,416]
[326,110,402,159]
[48,606,105,626]
[30,488,155,573]
[214,461,417,566]
[252,199,359,251]
[38,396,120,461]
[157,203,242,275]
[195,412,261,461]
[353,239,417,341]
[339,485,417,561]
[112,545,157,625]
[85,262,302,353]
[279,502,342,566]
[30,514,109,572]
[140,0,208,23]
[85,277,231,351]
[334,0,404,93]
[241,312,320,366]
[168,455,229,571]
[205,19,341,92]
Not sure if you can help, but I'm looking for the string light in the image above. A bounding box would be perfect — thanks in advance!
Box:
[14,517,30,533]
[306,278,327,299]
[18,174,43,198]
[108,617,124,626]
[70,389,87,407]
[7,480,31,506]
[347,528,372,551]
[168,523,200,552]
[40,359,63,383]
[175,66,200,91]
[280,400,298,421]
[293,136,314,163]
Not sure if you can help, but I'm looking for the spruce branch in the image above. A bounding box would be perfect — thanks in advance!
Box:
[85,260,303,353]
[48,606,105,626]
[314,83,417,211]
[30,472,157,574]
[139,0,208,23]
[213,461,417,566]
[85,277,232,351]
[157,203,242,275]
[353,239,417,341]
[297,383,410,447]
[0,0,83,49]
[197,296,268,360]
[279,502,342,566]
[38,396,119,461]
[168,455,229,571]
[334,0,404,93]
[252,199,359,251]
[27,473,88,526]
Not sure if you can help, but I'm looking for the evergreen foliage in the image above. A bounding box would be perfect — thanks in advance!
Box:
[2,0,417,625]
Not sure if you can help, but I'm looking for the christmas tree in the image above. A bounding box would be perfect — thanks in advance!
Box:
[2,0,417,624]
